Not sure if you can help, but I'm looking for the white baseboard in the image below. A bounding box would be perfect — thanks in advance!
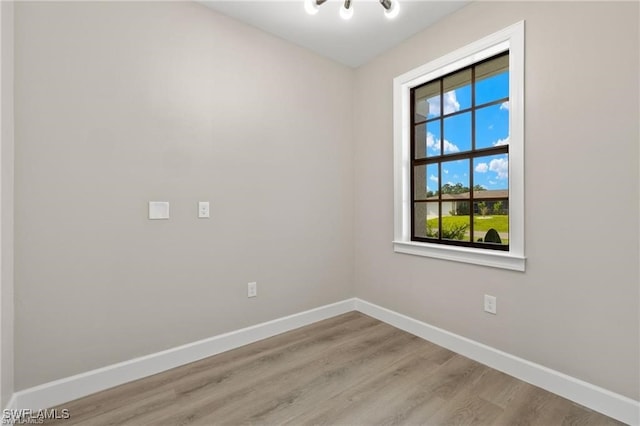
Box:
[11,298,356,413]
[8,297,638,425]
[355,298,640,426]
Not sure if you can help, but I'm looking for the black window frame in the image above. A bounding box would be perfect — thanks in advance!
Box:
[410,51,510,251]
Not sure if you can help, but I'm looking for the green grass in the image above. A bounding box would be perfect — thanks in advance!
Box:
[427,215,509,233]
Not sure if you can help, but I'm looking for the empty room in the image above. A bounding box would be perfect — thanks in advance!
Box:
[0,0,638,424]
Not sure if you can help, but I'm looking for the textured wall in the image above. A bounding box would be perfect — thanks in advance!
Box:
[353,1,639,399]
[14,1,354,389]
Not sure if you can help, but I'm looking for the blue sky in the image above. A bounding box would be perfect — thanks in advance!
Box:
[423,71,509,194]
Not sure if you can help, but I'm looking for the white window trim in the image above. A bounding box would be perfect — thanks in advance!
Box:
[393,21,525,271]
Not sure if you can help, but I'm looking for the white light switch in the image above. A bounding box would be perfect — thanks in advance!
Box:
[198,201,210,218]
[149,201,170,220]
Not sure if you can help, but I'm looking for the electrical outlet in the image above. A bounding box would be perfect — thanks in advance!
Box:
[248,282,257,298]
[484,294,497,314]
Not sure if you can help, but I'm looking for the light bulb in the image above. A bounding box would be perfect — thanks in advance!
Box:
[304,0,319,15]
[339,4,353,20]
[384,0,400,19]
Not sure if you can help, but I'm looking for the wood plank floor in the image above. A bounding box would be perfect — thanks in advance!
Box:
[44,312,624,425]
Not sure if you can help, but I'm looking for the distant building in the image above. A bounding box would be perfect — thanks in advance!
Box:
[426,190,508,218]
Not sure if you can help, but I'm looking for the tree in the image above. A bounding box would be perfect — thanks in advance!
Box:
[493,201,503,215]
[441,182,470,195]
[478,201,489,216]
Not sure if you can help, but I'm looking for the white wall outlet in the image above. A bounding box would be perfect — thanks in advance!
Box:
[484,294,497,314]
[198,201,210,218]
[248,282,257,298]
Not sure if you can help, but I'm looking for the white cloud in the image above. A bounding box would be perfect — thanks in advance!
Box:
[427,90,461,117]
[477,158,508,179]
[493,136,510,146]
[489,157,509,179]
[443,139,460,154]
[489,180,497,185]
[443,169,449,174]
[426,132,460,154]
[426,132,437,150]
[443,91,460,115]
[475,163,489,173]
[500,101,510,111]
[429,174,439,183]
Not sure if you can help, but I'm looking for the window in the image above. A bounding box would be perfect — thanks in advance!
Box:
[412,52,509,250]
[393,22,525,271]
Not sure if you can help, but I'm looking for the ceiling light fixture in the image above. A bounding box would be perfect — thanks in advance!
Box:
[380,0,400,19]
[304,0,327,15]
[304,0,400,20]
[339,0,353,20]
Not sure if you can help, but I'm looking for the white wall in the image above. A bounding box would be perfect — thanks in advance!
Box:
[14,1,354,390]
[0,0,15,409]
[353,1,639,400]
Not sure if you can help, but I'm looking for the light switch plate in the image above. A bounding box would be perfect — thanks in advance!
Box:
[248,282,257,298]
[198,201,210,218]
[149,201,170,220]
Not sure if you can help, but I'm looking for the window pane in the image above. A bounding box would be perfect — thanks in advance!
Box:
[414,123,427,159]
[413,165,427,200]
[441,159,470,196]
[475,54,509,106]
[415,202,439,239]
[439,158,471,242]
[440,211,470,242]
[443,112,471,153]
[473,200,509,246]
[426,164,439,198]
[414,120,441,159]
[413,164,439,200]
[475,103,509,150]
[443,68,471,112]
[414,81,440,121]
[473,154,509,192]
[451,200,470,216]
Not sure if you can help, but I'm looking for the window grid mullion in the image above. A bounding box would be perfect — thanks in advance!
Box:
[413,145,508,167]
[469,63,476,242]
[410,89,416,241]
[438,78,444,241]
[414,96,509,127]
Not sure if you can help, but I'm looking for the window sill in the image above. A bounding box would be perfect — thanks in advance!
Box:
[393,240,525,271]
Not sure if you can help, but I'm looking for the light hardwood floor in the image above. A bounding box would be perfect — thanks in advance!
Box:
[44,312,623,425]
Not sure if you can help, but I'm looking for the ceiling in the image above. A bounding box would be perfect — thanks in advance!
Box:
[198,1,470,68]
